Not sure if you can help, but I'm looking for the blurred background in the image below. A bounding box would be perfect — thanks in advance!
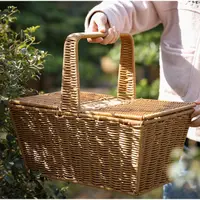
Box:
[0,1,165,199]
[0,1,162,98]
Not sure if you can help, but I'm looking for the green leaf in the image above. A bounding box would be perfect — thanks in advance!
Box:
[4,173,15,184]
[24,25,40,34]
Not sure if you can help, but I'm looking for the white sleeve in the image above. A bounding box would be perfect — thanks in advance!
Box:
[84,1,161,34]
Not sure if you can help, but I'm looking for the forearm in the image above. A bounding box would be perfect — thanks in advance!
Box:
[85,1,161,34]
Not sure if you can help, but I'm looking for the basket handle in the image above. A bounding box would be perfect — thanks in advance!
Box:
[61,32,136,113]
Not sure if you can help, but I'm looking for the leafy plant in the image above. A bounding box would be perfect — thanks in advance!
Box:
[2,1,110,90]
[134,27,161,66]
[136,78,159,99]
[0,7,47,99]
[0,6,69,198]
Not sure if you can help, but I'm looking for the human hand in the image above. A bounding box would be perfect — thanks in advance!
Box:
[190,103,200,127]
[86,12,119,45]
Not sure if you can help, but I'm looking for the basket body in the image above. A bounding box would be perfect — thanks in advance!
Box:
[9,33,196,196]
[9,92,194,196]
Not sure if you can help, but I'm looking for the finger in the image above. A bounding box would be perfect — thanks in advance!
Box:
[87,37,104,43]
[86,13,108,43]
[109,27,119,44]
[95,16,107,33]
[87,20,104,43]
[190,116,200,127]
[191,108,200,118]
[88,13,107,33]
[88,20,98,32]
[100,28,115,45]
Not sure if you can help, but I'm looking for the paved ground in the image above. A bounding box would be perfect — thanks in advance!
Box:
[67,183,163,199]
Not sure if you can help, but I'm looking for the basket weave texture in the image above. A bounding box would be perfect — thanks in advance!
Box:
[9,32,195,196]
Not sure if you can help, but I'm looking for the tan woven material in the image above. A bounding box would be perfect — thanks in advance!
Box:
[9,32,196,196]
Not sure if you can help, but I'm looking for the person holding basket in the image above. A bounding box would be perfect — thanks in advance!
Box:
[84,1,200,198]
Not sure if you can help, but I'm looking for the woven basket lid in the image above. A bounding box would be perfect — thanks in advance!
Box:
[85,98,196,121]
[10,91,196,121]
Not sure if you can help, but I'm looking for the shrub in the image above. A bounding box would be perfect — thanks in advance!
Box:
[0,6,68,198]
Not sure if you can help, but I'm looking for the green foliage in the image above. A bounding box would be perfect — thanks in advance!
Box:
[107,26,162,67]
[106,42,121,66]
[78,37,111,88]
[136,78,159,99]
[0,6,69,198]
[109,78,159,99]
[0,133,46,198]
[1,1,111,90]
[79,60,101,87]
[134,27,162,66]
[107,26,162,100]
[0,6,47,99]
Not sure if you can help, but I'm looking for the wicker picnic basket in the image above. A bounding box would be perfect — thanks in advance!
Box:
[9,32,195,196]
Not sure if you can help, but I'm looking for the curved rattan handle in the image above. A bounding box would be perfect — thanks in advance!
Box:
[61,32,135,113]
[117,34,135,100]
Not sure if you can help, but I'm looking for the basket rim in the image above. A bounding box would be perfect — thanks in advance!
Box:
[84,101,195,121]
[9,103,194,127]
[9,91,196,122]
